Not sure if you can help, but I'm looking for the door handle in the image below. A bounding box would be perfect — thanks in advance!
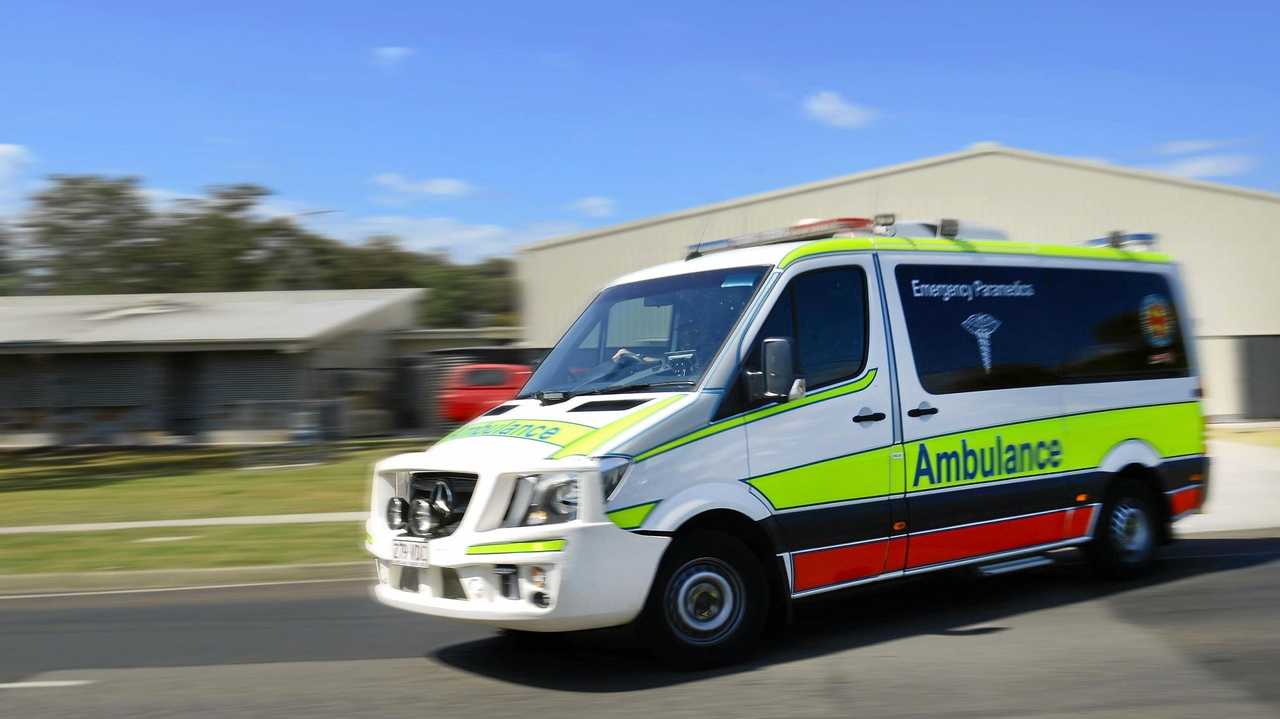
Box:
[907,406,939,418]
[851,411,886,423]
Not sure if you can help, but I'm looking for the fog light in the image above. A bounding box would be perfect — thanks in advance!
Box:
[386,498,408,530]
[529,566,547,590]
[531,591,550,608]
[410,498,434,535]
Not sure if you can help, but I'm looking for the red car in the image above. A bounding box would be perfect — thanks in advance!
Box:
[439,363,532,423]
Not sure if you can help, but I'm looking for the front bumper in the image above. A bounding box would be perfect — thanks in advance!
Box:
[367,518,669,632]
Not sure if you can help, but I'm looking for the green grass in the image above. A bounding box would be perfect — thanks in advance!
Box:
[0,522,368,575]
[1208,426,1280,449]
[0,439,429,527]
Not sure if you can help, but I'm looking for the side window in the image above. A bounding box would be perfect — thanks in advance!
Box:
[464,369,508,387]
[894,264,1189,394]
[791,268,867,387]
[1057,271,1189,382]
[895,264,1060,394]
[720,266,867,417]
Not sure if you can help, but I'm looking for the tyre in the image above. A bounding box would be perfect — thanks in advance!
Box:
[638,530,769,670]
[1088,479,1159,578]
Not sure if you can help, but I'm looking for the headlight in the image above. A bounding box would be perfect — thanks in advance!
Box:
[386,497,408,530]
[503,473,579,527]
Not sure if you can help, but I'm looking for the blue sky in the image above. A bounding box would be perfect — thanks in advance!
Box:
[1,1,1276,260]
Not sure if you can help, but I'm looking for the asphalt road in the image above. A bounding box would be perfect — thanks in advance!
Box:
[4,529,1279,719]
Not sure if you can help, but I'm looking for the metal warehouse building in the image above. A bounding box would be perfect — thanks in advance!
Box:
[518,144,1280,420]
[0,288,424,446]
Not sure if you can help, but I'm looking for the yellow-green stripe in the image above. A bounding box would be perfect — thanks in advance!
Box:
[777,236,1171,269]
[905,401,1203,492]
[550,395,685,459]
[606,502,658,530]
[635,368,878,462]
[466,539,567,555]
[439,418,596,448]
[745,401,1202,509]
[747,446,896,510]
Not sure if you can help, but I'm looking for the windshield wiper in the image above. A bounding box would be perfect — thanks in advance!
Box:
[571,380,696,397]
[527,380,696,404]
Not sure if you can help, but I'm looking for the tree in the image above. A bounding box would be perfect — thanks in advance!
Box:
[24,176,158,294]
[0,221,20,294]
[13,175,521,327]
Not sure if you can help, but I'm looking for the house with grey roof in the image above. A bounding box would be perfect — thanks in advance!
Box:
[0,288,425,446]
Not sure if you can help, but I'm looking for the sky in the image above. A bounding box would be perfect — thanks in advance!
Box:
[1,1,1276,261]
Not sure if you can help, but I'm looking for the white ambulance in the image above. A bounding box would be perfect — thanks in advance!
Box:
[367,216,1208,667]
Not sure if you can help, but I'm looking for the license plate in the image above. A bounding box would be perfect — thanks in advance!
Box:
[391,539,430,567]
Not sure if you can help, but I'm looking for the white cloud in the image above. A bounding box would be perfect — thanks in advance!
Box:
[1155,154,1256,179]
[0,144,34,214]
[568,195,615,218]
[373,173,473,199]
[140,187,198,208]
[353,216,505,255]
[0,144,31,176]
[803,91,875,129]
[1154,138,1235,156]
[331,215,581,261]
[371,46,415,68]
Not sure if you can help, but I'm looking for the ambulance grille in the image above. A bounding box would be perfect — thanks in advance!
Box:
[405,472,478,538]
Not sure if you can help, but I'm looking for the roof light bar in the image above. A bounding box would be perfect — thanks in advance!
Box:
[1085,232,1158,249]
[876,216,1010,241]
[686,217,874,259]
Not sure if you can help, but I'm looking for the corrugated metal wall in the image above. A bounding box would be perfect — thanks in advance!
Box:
[518,149,1280,419]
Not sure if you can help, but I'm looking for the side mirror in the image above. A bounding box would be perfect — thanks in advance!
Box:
[761,337,800,401]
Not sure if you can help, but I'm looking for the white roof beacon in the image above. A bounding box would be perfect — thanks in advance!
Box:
[874,214,1010,241]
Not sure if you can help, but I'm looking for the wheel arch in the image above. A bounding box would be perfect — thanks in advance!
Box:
[645,483,790,632]
[1097,440,1172,543]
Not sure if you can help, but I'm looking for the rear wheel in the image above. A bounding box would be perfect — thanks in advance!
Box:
[639,530,768,669]
[1089,479,1159,578]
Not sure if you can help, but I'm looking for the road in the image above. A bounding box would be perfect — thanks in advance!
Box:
[3,529,1278,718]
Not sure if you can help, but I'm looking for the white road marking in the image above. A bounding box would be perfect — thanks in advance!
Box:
[0,577,369,601]
[0,680,97,689]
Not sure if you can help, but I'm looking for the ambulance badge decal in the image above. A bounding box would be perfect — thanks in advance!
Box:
[962,313,1001,373]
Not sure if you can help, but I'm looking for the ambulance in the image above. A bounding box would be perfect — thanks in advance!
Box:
[367,216,1207,667]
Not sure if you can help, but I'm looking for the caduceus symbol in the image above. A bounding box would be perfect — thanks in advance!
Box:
[962,313,1001,373]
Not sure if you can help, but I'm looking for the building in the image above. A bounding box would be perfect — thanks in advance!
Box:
[518,144,1280,420]
[0,288,425,446]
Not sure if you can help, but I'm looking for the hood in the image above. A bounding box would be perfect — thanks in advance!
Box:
[420,393,689,467]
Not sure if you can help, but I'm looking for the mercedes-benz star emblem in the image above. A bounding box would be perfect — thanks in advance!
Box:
[429,480,454,517]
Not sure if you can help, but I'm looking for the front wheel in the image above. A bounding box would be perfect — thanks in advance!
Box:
[638,530,768,669]
[1088,479,1159,578]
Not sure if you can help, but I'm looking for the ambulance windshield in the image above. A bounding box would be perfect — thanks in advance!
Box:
[519,266,768,400]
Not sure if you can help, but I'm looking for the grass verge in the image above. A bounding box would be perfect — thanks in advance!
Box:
[0,440,428,527]
[0,522,368,575]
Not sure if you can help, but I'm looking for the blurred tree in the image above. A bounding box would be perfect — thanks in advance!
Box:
[160,184,275,292]
[0,221,20,294]
[344,235,423,289]
[13,176,519,327]
[24,176,158,294]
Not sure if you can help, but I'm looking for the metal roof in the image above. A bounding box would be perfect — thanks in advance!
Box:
[0,288,425,353]
[518,143,1280,254]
